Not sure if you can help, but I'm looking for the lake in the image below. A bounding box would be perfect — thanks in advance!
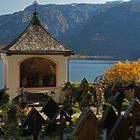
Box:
[0,60,116,88]
[69,60,116,82]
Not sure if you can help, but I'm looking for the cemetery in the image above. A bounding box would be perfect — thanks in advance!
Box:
[0,78,140,140]
[1,2,140,140]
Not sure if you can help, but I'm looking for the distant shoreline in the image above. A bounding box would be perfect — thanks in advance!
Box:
[69,55,112,60]
[69,55,137,61]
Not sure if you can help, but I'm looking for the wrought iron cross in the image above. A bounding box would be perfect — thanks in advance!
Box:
[33,0,38,14]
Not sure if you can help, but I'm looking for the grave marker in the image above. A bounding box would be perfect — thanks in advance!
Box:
[22,108,45,140]
[100,105,118,137]
[73,109,102,140]
[108,116,131,140]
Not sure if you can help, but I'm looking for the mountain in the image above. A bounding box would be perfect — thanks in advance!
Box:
[0,4,103,46]
[1,2,140,60]
[69,1,140,60]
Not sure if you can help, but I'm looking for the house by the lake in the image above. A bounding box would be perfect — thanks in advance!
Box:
[0,10,74,102]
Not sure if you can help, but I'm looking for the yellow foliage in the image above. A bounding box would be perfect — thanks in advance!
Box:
[105,60,140,84]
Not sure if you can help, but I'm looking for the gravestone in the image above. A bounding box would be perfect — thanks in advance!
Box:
[108,98,140,140]
[42,96,70,121]
[79,78,90,110]
[42,96,71,137]
[41,97,60,119]
[73,109,102,140]
[111,91,124,116]
[46,107,66,138]
[124,98,140,140]
[104,86,112,102]
[79,78,89,91]
[22,108,45,140]
[100,105,118,137]
[108,116,131,140]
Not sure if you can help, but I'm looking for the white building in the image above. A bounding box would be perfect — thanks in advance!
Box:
[0,11,73,102]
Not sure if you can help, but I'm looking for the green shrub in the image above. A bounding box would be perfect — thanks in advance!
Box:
[0,90,9,106]
[1,103,25,139]
[122,99,129,111]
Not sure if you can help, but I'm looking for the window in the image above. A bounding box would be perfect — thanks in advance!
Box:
[20,57,56,88]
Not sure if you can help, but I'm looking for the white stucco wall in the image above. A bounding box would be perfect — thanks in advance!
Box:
[1,53,68,102]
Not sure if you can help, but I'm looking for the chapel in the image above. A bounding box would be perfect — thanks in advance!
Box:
[0,7,73,101]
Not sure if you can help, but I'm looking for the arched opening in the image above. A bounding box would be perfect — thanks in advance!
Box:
[20,57,56,88]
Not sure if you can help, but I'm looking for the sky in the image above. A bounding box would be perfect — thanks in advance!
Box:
[0,0,129,15]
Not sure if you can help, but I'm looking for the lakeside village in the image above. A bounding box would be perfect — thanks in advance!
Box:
[1,5,140,140]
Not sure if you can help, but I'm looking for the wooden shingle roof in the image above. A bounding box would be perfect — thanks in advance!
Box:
[1,12,73,56]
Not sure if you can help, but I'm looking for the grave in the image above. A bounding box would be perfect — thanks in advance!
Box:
[108,116,131,140]
[12,91,49,107]
[111,91,124,116]
[73,109,102,140]
[22,108,45,140]
[41,97,60,119]
[124,98,140,140]
[108,98,140,140]
[79,78,90,110]
[100,105,118,137]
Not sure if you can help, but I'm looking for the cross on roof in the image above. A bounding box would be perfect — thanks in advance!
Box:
[33,0,38,14]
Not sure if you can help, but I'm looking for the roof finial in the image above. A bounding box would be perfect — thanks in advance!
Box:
[33,0,38,15]
[31,0,40,25]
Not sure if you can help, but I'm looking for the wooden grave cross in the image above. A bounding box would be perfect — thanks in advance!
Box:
[22,107,45,140]
[108,115,131,140]
[124,98,140,140]
[79,78,89,92]
[100,105,118,137]
[41,96,60,119]
[73,109,102,140]
[108,98,140,140]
